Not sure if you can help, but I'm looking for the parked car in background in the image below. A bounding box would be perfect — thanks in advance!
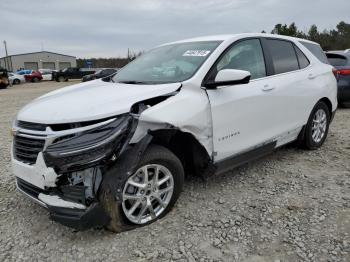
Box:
[82,68,118,82]
[25,71,43,82]
[8,72,25,85]
[12,33,337,232]
[52,67,95,82]
[0,67,9,88]
[326,50,350,107]
[16,69,32,76]
[17,70,43,82]
[39,69,55,81]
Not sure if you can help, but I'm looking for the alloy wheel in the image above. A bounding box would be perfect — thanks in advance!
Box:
[122,164,174,224]
[311,109,327,143]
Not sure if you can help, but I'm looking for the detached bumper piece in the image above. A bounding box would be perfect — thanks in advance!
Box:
[47,202,110,231]
[16,178,110,230]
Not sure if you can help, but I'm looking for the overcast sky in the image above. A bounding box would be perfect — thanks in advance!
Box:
[1,0,349,58]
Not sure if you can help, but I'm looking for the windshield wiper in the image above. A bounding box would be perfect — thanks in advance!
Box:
[117,80,148,84]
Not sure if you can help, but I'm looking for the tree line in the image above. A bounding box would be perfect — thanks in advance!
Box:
[77,50,143,69]
[77,21,350,69]
[267,21,350,51]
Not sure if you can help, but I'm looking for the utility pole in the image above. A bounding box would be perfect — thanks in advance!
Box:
[3,40,8,70]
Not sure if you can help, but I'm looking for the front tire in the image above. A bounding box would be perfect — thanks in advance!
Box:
[301,101,330,150]
[13,79,20,85]
[99,144,184,232]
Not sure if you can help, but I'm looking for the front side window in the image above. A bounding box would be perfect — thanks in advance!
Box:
[113,41,221,84]
[214,39,266,80]
[267,39,299,74]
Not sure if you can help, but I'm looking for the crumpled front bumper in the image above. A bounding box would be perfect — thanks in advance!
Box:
[11,116,134,230]
[16,177,110,230]
[13,149,110,230]
[11,114,143,230]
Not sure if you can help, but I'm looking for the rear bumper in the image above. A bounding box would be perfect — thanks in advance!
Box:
[16,178,110,230]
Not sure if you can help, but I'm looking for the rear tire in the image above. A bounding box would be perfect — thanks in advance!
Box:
[13,79,20,85]
[99,144,184,232]
[301,101,330,150]
[32,77,39,83]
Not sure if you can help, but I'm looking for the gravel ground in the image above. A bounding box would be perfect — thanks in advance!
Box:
[0,81,349,262]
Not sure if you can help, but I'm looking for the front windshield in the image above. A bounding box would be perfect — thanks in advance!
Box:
[113,41,221,84]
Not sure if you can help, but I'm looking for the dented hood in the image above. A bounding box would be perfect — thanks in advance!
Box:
[17,80,181,124]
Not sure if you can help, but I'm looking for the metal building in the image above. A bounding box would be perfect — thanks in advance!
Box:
[0,51,76,72]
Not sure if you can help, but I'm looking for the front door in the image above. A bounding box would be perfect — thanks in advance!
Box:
[205,38,277,161]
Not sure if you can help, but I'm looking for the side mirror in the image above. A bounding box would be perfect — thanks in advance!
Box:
[205,69,251,89]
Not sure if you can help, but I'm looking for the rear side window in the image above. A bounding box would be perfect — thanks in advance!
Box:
[294,46,310,69]
[326,53,348,67]
[267,39,299,74]
[300,42,329,64]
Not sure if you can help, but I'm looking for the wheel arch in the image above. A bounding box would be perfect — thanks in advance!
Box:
[319,97,333,114]
[297,97,333,144]
[149,129,212,176]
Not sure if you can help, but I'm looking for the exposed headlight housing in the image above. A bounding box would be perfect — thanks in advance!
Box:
[44,115,132,172]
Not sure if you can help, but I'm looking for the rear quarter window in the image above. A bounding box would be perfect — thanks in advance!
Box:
[294,46,310,69]
[300,41,329,64]
[326,53,348,67]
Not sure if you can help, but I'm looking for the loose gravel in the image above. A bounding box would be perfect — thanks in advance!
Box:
[0,81,349,262]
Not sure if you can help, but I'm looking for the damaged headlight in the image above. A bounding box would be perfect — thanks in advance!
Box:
[44,115,133,172]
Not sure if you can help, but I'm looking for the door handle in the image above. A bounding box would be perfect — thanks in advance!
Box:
[262,85,275,92]
[308,74,316,80]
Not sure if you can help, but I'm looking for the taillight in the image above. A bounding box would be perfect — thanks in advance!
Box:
[332,68,338,78]
[337,69,350,76]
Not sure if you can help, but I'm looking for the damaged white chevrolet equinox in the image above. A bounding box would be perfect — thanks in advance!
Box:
[12,34,337,232]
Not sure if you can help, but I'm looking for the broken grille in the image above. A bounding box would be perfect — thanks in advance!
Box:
[13,135,45,165]
[17,121,47,131]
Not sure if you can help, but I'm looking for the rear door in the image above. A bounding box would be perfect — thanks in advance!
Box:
[259,39,313,144]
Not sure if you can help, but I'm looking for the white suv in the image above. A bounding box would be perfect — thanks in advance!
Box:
[11,33,337,231]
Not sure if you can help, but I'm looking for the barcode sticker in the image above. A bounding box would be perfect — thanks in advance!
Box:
[183,50,211,57]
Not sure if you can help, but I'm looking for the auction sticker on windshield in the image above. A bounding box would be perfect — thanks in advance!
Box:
[183,50,211,56]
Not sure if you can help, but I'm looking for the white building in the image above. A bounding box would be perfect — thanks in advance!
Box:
[0,51,77,71]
